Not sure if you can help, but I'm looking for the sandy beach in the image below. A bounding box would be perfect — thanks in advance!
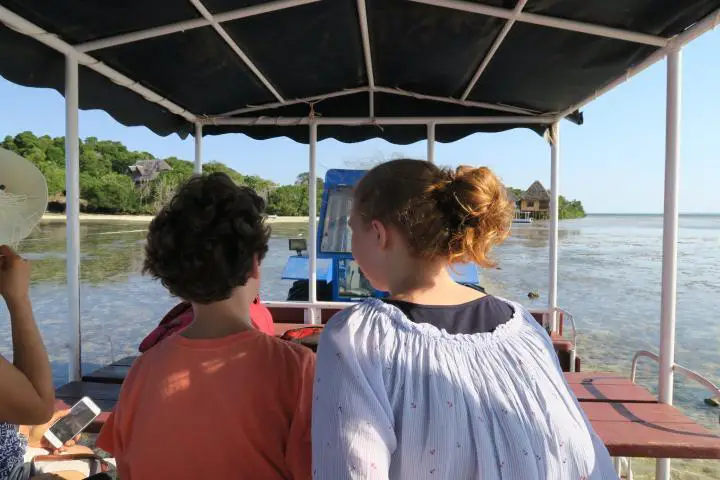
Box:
[41,213,311,224]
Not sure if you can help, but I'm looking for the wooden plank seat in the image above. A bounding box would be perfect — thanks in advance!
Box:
[564,372,657,403]
[565,372,628,384]
[549,333,573,352]
[112,356,137,367]
[56,381,121,405]
[82,364,131,384]
[581,402,720,459]
[81,356,136,384]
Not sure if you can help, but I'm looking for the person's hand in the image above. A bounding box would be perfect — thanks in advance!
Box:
[26,410,81,454]
[0,245,30,302]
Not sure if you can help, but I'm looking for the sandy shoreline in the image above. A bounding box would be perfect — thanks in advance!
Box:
[41,213,311,224]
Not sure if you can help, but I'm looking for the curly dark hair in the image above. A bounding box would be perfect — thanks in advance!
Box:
[143,172,271,304]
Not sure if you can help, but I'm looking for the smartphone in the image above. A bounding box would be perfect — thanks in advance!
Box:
[43,396,102,449]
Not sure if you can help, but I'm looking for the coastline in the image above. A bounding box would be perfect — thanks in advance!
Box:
[41,213,311,224]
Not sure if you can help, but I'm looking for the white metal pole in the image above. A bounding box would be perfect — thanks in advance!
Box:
[307,122,319,324]
[427,122,436,163]
[548,122,560,333]
[65,55,82,382]
[656,48,682,480]
[194,123,203,174]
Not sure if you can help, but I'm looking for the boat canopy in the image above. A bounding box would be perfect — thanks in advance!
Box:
[0,0,718,144]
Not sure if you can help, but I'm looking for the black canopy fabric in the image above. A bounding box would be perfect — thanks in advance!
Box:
[0,0,718,144]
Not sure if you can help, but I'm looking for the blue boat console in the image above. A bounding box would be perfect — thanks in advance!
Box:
[282,169,482,302]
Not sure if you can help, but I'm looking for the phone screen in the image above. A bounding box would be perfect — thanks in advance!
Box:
[49,401,98,444]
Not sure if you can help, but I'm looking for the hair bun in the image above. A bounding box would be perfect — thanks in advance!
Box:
[438,165,514,267]
[352,158,512,269]
[435,166,489,226]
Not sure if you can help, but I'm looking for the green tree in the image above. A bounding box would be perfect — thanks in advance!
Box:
[1,131,369,218]
[164,157,194,177]
[266,184,322,216]
[267,185,306,216]
[38,164,65,197]
[508,187,524,199]
[558,195,586,219]
[80,173,139,213]
[295,172,324,190]
[203,161,246,184]
[79,145,112,177]
[244,175,276,192]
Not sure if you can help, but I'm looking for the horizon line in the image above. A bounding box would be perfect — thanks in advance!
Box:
[586,212,719,216]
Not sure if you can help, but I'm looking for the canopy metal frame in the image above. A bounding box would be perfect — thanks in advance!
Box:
[2,1,719,124]
[2,2,719,479]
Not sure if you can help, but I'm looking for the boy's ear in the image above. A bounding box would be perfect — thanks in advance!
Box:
[251,254,261,279]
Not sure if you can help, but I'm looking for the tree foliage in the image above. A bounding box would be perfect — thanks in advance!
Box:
[1,131,318,216]
[3,131,584,219]
[80,173,139,213]
[266,184,322,217]
[558,195,586,219]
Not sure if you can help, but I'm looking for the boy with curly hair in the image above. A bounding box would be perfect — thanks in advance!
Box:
[97,173,314,479]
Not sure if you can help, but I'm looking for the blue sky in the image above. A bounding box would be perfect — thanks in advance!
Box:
[1,29,718,214]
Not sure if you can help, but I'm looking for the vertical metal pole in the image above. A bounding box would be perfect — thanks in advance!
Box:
[65,55,81,382]
[194,123,203,174]
[427,122,436,163]
[656,48,682,480]
[548,122,560,333]
[307,122,319,324]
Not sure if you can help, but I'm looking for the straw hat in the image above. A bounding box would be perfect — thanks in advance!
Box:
[0,147,48,246]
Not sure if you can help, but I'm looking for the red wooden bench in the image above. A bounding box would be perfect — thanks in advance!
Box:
[82,363,131,384]
[582,401,720,459]
[565,371,658,403]
[61,366,720,461]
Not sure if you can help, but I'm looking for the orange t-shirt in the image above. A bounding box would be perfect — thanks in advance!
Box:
[96,329,315,480]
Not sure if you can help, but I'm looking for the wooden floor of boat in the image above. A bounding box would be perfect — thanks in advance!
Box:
[62,335,720,459]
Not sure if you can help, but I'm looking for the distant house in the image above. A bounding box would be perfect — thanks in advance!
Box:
[128,159,172,186]
[520,180,550,219]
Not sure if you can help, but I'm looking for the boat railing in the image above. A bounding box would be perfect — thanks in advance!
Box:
[618,351,720,480]
[631,350,720,424]
[556,307,577,372]
[264,300,355,310]
[264,300,570,323]
[265,301,578,372]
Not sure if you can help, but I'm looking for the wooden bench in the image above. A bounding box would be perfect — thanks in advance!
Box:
[567,373,720,460]
[64,363,720,461]
[582,401,720,459]
[82,355,136,384]
[565,371,658,403]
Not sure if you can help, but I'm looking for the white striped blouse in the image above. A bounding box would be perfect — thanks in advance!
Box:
[311,298,618,479]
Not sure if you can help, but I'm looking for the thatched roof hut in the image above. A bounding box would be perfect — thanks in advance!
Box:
[128,159,172,184]
[521,181,550,202]
[505,187,518,203]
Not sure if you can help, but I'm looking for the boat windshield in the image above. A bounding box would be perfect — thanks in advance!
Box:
[320,185,354,254]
